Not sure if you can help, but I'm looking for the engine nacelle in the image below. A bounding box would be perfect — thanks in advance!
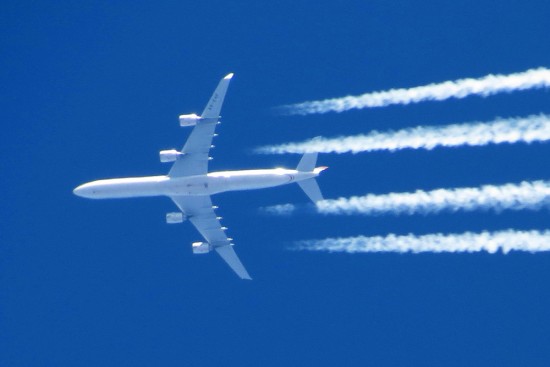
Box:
[192,241,212,254]
[179,113,201,127]
[166,212,186,224]
[159,149,183,163]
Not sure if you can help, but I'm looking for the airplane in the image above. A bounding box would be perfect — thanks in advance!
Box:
[73,73,327,280]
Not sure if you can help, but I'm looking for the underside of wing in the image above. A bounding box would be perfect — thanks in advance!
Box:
[170,195,252,280]
[201,73,233,119]
[168,73,233,178]
[215,246,251,280]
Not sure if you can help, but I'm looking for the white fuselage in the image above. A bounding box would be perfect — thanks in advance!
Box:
[73,168,318,199]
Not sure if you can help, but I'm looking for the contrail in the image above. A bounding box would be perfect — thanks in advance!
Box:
[294,229,550,254]
[256,114,550,154]
[317,181,550,215]
[278,67,550,115]
[263,180,550,216]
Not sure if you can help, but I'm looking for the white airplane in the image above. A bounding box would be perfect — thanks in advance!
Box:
[74,73,327,279]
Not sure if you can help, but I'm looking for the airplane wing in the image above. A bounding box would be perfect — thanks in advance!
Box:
[168,73,234,178]
[170,195,252,280]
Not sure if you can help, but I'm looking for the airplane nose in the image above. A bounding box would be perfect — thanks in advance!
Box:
[73,181,103,198]
[73,185,84,197]
[73,184,93,197]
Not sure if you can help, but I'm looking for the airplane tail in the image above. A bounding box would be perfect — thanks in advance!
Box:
[296,153,325,203]
[296,152,318,172]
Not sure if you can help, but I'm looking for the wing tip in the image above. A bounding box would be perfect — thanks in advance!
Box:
[237,266,253,280]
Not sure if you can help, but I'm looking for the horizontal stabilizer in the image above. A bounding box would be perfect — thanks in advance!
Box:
[297,152,318,172]
[298,178,324,203]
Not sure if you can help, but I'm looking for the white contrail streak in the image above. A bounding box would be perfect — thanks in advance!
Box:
[256,114,550,154]
[317,181,550,215]
[278,67,550,115]
[264,181,550,216]
[263,181,550,216]
[262,203,297,216]
[295,230,550,254]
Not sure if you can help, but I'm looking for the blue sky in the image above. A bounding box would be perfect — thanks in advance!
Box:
[2,1,550,366]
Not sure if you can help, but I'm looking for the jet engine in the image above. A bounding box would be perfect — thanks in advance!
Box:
[179,113,201,127]
[159,149,183,163]
[166,212,186,224]
[192,242,212,254]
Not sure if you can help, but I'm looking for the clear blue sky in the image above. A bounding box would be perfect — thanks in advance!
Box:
[2,1,550,366]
